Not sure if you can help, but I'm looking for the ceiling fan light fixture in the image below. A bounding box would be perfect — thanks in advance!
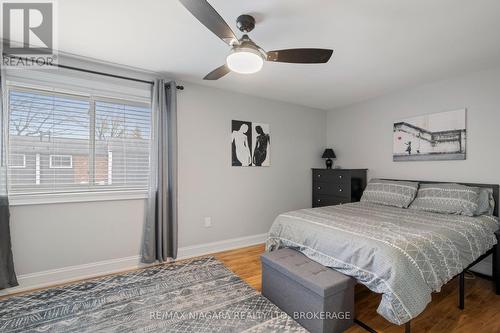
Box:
[226,47,264,74]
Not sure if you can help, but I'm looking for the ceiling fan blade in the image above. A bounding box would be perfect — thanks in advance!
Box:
[179,0,238,46]
[203,64,231,80]
[266,48,333,64]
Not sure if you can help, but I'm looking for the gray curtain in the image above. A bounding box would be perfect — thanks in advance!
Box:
[141,80,178,263]
[0,72,18,289]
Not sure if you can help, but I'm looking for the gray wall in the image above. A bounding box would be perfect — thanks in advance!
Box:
[177,83,325,246]
[326,66,500,183]
[10,82,326,276]
[326,66,500,274]
[10,200,145,274]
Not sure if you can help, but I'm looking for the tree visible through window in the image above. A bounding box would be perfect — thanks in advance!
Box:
[94,100,151,189]
[7,88,151,196]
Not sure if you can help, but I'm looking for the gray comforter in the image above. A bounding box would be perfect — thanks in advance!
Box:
[266,202,499,325]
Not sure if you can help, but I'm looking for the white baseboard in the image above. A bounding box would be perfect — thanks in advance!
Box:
[0,255,146,296]
[0,233,267,296]
[177,233,267,259]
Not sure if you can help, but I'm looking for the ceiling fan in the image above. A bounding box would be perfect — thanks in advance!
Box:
[179,0,334,80]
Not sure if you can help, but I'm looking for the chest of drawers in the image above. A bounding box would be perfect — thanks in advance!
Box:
[312,169,367,208]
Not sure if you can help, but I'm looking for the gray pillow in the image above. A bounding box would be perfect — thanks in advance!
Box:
[475,188,495,216]
[361,179,419,208]
[409,183,480,216]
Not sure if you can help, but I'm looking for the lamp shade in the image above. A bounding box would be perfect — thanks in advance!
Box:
[226,47,264,74]
[322,148,336,159]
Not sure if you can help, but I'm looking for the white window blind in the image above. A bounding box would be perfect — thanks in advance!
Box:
[94,99,151,190]
[9,154,26,168]
[8,89,90,194]
[7,87,151,199]
[49,155,73,169]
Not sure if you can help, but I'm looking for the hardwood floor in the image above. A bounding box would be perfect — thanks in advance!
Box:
[2,244,498,332]
[215,244,500,333]
[215,243,266,292]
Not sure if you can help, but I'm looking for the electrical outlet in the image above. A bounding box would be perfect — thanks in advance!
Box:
[204,217,212,228]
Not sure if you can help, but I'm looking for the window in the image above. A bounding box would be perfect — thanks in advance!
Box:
[7,87,151,202]
[49,155,73,169]
[9,154,26,168]
[94,99,151,190]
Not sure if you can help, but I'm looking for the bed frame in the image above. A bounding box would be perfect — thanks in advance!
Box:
[363,179,500,333]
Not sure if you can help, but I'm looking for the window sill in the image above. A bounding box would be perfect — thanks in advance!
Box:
[9,190,148,206]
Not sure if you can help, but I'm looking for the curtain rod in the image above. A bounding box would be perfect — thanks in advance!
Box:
[3,55,185,90]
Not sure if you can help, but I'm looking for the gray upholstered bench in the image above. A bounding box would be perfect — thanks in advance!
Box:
[261,248,354,333]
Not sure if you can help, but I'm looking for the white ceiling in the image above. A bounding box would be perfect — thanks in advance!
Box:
[55,0,500,110]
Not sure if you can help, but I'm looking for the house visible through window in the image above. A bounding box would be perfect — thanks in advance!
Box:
[49,155,73,169]
[94,99,151,189]
[7,87,151,199]
[9,154,26,168]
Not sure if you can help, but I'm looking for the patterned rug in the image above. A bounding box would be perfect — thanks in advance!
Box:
[0,257,306,332]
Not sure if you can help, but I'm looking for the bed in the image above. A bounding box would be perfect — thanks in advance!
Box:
[266,180,500,327]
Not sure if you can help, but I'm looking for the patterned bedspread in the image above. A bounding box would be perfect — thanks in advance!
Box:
[266,202,499,325]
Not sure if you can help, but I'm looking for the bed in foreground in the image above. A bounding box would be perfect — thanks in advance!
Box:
[267,190,500,326]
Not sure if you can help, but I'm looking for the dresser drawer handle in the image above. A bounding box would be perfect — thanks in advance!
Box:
[317,174,321,178]
[339,175,343,179]
[317,199,321,202]
[317,186,321,190]
[338,188,343,192]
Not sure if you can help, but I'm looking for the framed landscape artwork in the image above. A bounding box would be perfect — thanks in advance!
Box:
[393,109,466,161]
[231,120,270,167]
